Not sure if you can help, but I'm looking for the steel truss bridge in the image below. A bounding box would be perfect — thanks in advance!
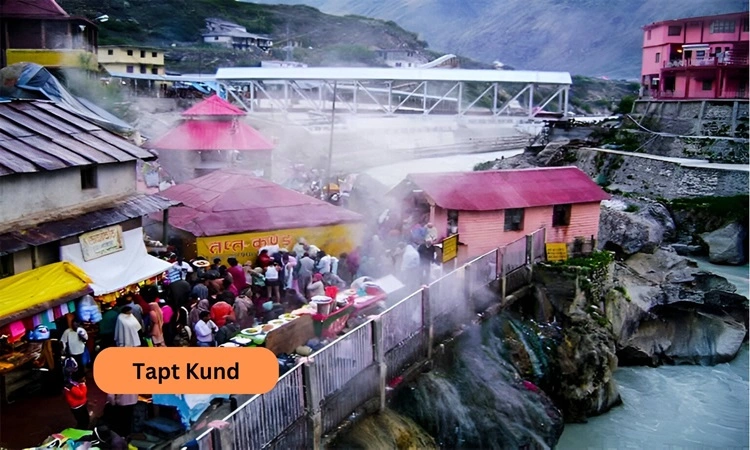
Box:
[111,67,572,119]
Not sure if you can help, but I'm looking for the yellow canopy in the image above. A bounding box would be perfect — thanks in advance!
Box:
[0,261,92,327]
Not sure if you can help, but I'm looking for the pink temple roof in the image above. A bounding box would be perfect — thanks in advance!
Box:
[399,167,610,211]
[181,95,246,117]
[148,120,274,152]
[155,169,363,236]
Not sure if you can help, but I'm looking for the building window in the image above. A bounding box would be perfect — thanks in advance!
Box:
[696,50,706,59]
[552,204,572,227]
[647,29,651,40]
[81,166,98,190]
[151,67,159,74]
[710,20,735,34]
[140,64,147,74]
[152,51,158,57]
[744,19,749,32]
[447,210,459,235]
[0,254,12,279]
[702,79,713,91]
[214,36,219,41]
[655,52,660,63]
[127,49,133,56]
[126,65,134,73]
[107,49,113,55]
[668,25,681,36]
[504,208,524,232]
[140,50,146,58]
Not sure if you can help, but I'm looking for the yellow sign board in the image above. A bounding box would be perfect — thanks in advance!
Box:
[545,243,568,262]
[195,223,364,264]
[441,234,459,263]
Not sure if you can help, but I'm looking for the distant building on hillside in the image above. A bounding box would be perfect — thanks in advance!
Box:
[640,11,749,99]
[0,0,98,70]
[98,46,165,76]
[375,48,428,68]
[202,18,273,52]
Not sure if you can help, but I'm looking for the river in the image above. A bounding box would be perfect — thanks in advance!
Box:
[558,259,750,450]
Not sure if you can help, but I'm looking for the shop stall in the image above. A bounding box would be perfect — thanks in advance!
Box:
[150,169,364,263]
[60,225,172,304]
[0,262,92,403]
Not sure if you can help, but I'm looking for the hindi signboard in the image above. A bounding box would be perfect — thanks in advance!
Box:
[441,234,458,263]
[79,225,124,261]
[545,243,568,262]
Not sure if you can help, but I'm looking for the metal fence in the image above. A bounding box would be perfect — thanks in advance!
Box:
[190,229,547,450]
[502,235,529,274]
[530,228,546,263]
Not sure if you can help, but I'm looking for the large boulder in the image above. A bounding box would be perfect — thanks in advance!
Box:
[700,221,747,265]
[605,247,748,366]
[598,198,675,255]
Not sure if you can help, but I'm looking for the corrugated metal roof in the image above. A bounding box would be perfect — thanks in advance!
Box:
[216,67,573,85]
[0,100,155,176]
[400,167,610,211]
[1,0,68,17]
[155,169,363,236]
[182,95,246,117]
[147,119,274,152]
[0,194,180,254]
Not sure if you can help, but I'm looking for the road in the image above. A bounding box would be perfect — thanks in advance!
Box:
[582,147,750,172]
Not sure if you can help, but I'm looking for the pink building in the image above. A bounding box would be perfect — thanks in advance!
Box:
[391,167,609,262]
[640,12,749,100]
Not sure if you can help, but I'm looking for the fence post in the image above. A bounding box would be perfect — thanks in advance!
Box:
[303,362,323,450]
[421,286,433,361]
[372,318,387,413]
[526,233,534,280]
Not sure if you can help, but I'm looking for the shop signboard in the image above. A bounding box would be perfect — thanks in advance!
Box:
[545,242,568,262]
[79,225,124,261]
[195,223,364,263]
[441,234,458,263]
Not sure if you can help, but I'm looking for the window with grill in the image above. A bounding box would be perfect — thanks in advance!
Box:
[126,65,134,73]
[702,79,713,91]
[107,49,113,55]
[668,26,681,36]
[552,204,572,227]
[152,51,158,57]
[151,67,159,74]
[140,50,146,58]
[127,49,133,56]
[710,20,735,33]
[504,208,524,232]
[655,52,660,63]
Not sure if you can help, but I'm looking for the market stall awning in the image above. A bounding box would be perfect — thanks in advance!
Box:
[0,261,92,327]
[60,227,172,296]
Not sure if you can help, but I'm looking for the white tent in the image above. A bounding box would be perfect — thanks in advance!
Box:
[61,227,172,295]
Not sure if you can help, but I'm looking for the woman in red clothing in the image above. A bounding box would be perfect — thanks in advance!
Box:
[64,374,89,429]
[256,249,272,268]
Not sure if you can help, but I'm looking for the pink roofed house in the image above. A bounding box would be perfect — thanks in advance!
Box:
[640,11,749,99]
[390,167,610,262]
[148,95,274,182]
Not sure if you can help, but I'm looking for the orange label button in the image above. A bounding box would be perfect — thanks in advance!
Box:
[94,347,279,394]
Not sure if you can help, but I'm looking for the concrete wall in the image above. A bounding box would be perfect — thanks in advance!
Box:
[574,148,749,199]
[632,99,749,138]
[0,162,137,223]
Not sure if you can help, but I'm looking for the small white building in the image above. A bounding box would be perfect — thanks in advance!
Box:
[375,48,429,68]
[202,18,273,51]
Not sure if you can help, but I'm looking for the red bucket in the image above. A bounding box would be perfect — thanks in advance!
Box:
[324,286,338,299]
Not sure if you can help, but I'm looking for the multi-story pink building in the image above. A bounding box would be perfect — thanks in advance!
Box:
[640,12,749,100]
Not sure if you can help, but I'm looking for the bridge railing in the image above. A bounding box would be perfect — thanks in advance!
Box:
[189,229,549,450]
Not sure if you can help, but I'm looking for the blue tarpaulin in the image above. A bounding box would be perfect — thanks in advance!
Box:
[151,394,230,427]
[0,62,134,134]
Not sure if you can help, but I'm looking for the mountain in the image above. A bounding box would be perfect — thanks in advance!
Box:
[247,0,748,78]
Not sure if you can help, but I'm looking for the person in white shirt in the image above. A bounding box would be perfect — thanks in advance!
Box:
[400,243,421,292]
[61,319,88,378]
[172,256,194,281]
[265,263,281,302]
[114,307,142,347]
[194,311,218,347]
[317,252,332,274]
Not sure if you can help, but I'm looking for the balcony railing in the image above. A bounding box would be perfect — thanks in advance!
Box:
[663,56,749,69]
[654,89,748,100]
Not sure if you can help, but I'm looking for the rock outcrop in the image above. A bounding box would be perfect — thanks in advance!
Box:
[598,197,675,255]
[700,221,747,265]
[605,247,748,366]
